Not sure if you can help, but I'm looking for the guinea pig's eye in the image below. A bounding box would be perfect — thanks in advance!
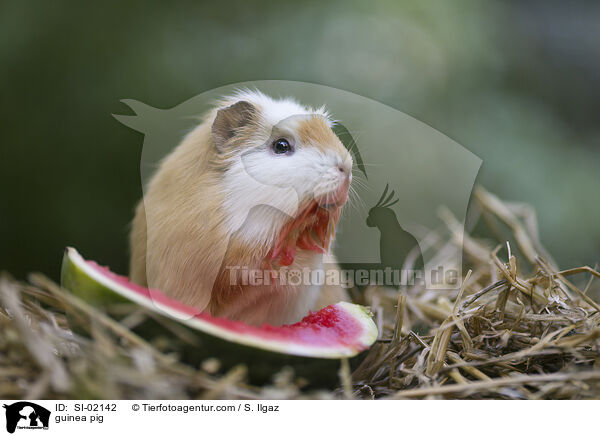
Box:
[272,138,293,155]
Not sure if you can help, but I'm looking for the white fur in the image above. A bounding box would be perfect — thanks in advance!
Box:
[230,89,331,126]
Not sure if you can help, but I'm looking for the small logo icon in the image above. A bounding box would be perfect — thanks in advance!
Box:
[2,402,50,434]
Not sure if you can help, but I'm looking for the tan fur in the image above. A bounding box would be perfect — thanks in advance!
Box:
[130,120,229,311]
[130,96,350,326]
[296,116,346,155]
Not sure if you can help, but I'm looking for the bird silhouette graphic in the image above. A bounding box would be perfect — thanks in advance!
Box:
[366,184,424,273]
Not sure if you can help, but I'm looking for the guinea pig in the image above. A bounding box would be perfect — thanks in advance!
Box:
[129,90,353,326]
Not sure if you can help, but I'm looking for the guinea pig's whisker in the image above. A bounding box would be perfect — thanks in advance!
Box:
[351,175,368,189]
[355,162,385,167]
[347,185,367,215]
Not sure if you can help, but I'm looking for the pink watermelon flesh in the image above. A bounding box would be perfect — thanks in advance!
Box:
[82,256,368,350]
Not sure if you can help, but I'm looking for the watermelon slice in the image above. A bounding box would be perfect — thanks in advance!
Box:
[61,248,378,384]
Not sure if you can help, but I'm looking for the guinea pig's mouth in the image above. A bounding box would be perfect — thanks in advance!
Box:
[266,199,343,267]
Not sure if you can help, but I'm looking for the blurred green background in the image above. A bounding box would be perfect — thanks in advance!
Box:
[1,0,599,281]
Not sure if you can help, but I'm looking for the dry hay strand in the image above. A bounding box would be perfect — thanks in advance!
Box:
[1,185,599,399]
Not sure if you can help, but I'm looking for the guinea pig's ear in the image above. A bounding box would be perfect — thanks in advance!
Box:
[211,101,258,150]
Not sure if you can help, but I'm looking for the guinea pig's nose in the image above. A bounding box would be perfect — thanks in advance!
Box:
[337,163,352,181]
[338,160,352,173]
